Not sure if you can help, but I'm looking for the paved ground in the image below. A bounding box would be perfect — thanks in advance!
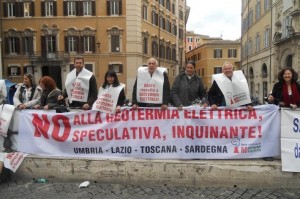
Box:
[0,180,300,199]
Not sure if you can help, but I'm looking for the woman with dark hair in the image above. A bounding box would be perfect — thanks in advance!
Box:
[13,73,42,109]
[92,70,126,113]
[268,68,300,109]
[34,76,61,110]
[171,61,207,110]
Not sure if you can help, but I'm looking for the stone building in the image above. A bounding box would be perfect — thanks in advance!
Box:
[241,0,300,102]
[0,0,188,98]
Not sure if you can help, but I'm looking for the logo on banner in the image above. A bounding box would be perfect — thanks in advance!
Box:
[231,136,262,154]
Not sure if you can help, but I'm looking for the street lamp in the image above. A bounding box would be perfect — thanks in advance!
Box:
[96,41,101,52]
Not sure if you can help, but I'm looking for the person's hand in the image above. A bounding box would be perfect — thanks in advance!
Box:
[44,105,49,110]
[82,103,90,110]
[116,106,121,113]
[246,105,253,111]
[268,95,274,102]
[34,104,40,109]
[57,95,64,101]
[211,104,218,110]
[202,103,208,108]
[290,104,297,110]
[18,104,26,109]
[161,104,168,109]
[132,104,138,110]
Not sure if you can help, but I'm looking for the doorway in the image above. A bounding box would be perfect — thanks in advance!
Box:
[42,65,62,90]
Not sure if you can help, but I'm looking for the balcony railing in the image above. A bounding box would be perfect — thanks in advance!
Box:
[29,51,70,64]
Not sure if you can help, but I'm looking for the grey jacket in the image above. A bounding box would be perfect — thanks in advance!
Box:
[170,72,206,107]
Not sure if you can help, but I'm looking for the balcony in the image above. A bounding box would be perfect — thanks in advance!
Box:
[29,51,70,65]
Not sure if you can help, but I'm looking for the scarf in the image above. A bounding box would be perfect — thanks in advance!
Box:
[282,82,300,106]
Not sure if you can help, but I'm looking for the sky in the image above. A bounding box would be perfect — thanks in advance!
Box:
[186,0,242,40]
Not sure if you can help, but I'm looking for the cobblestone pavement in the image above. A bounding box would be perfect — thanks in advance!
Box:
[1,180,300,199]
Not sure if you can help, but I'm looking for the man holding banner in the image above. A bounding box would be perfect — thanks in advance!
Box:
[208,62,253,110]
[58,56,98,110]
[132,58,170,109]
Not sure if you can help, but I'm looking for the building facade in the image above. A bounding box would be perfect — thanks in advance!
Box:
[1,0,188,99]
[185,39,240,91]
[185,31,222,53]
[272,0,300,78]
[241,0,274,102]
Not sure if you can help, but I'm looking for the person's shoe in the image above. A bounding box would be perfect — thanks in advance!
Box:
[263,157,274,161]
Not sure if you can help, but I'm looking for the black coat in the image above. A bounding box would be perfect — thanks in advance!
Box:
[271,81,300,107]
[208,80,225,106]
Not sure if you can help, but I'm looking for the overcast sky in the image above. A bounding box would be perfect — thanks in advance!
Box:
[186,0,242,40]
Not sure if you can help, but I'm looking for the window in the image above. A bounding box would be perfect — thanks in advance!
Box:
[68,36,77,52]
[166,0,171,11]
[228,49,237,58]
[264,0,270,12]
[63,1,95,16]
[160,16,165,29]
[282,16,292,38]
[248,39,252,55]
[24,65,34,75]
[255,33,260,52]
[255,1,261,21]
[264,28,270,48]
[152,41,158,57]
[249,67,254,78]
[179,28,183,39]
[107,0,122,15]
[143,37,148,54]
[24,3,31,17]
[263,81,268,98]
[214,67,222,74]
[7,3,15,17]
[188,46,192,51]
[8,66,21,76]
[152,11,159,26]
[84,36,93,52]
[166,46,171,60]
[159,43,165,59]
[187,37,193,42]
[214,49,222,58]
[45,2,54,16]
[142,5,147,20]
[7,37,20,54]
[179,10,183,21]
[109,28,121,52]
[248,10,253,27]
[83,1,92,15]
[261,64,268,78]
[109,64,123,73]
[4,2,34,17]
[171,3,175,14]
[23,37,34,54]
[202,68,204,76]
[172,47,176,61]
[67,2,76,16]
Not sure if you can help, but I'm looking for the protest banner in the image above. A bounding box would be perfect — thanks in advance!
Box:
[281,108,300,172]
[18,105,280,159]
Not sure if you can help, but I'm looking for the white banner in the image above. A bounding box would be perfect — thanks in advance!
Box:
[281,108,300,172]
[0,104,15,137]
[18,105,280,159]
[136,67,166,104]
[92,84,125,114]
[212,70,251,108]
[0,152,28,173]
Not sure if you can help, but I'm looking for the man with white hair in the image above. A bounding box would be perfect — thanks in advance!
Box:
[208,62,252,111]
[132,58,170,109]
